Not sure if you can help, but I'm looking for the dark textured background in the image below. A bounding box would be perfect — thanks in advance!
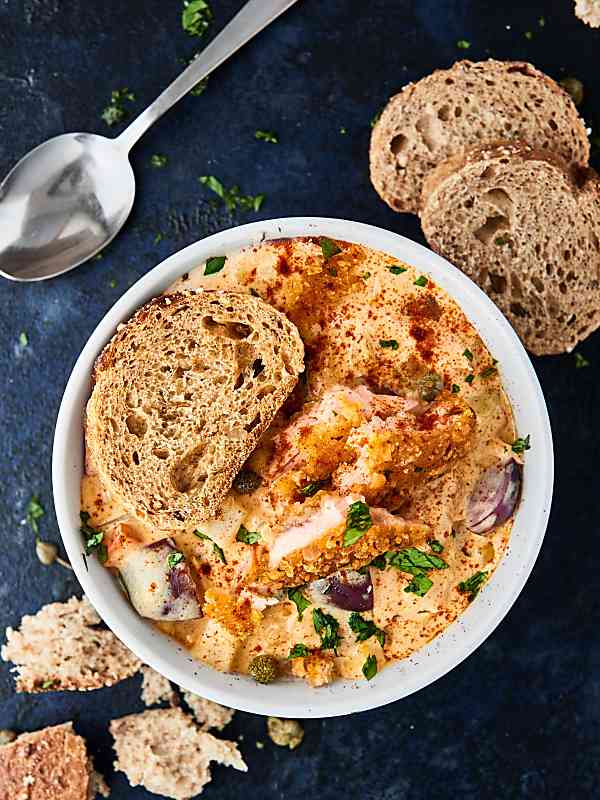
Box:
[1,1,599,798]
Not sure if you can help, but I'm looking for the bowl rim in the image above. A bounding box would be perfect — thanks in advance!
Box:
[52,216,554,718]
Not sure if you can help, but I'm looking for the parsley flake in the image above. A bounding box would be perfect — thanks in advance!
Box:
[343,501,372,547]
[312,607,342,653]
[101,88,135,127]
[428,539,444,554]
[150,154,168,168]
[524,30,533,40]
[26,496,44,535]
[362,654,378,680]
[348,612,385,647]
[388,265,407,275]
[320,237,342,261]
[494,234,510,246]
[369,553,388,570]
[199,175,265,213]
[370,110,382,128]
[457,39,471,49]
[480,365,497,379]
[167,551,185,569]
[204,256,226,276]
[19,331,28,347]
[451,384,460,394]
[458,571,488,602]
[511,435,531,454]
[236,525,262,544]
[413,275,428,287]
[190,76,209,96]
[465,373,475,384]
[287,643,310,659]
[182,0,212,37]
[463,348,474,361]
[387,546,448,597]
[379,339,399,350]
[255,130,278,144]
[287,587,311,620]
[80,512,107,563]
[194,530,227,563]
[299,480,327,498]
[574,352,590,368]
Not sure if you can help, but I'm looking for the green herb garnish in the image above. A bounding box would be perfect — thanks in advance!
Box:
[199,175,264,213]
[387,546,448,597]
[80,512,107,563]
[299,480,327,497]
[19,331,28,347]
[287,587,311,620]
[150,154,168,168]
[182,0,212,37]
[574,352,590,368]
[154,232,163,245]
[457,39,471,49]
[312,608,342,653]
[463,348,473,361]
[494,234,510,246]
[236,525,261,544]
[101,88,135,127]
[287,643,310,659]
[480,365,497,378]
[41,679,57,690]
[451,384,460,393]
[343,501,372,547]
[413,275,428,287]
[255,130,278,144]
[465,374,474,384]
[379,339,399,350]
[369,553,388,570]
[361,271,371,280]
[109,279,117,289]
[511,435,531,454]
[320,237,342,261]
[370,110,382,128]
[458,571,488,602]
[348,612,385,647]
[362,654,378,680]
[204,256,227,275]
[524,30,533,40]
[167,551,185,569]
[190,76,209,96]
[26,496,44,534]
[388,265,407,275]
[193,530,227,563]
[339,126,347,135]
[428,539,444,554]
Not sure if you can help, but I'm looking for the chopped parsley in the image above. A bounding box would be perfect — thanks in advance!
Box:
[458,571,488,602]
[451,384,460,393]
[369,553,388,570]
[370,110,382,128]
[348,612,385,647]
[299,479,327,497]
[574,352,590,368]
[511,435,531,454]
[387,546,448,597]
[190,76,209,96]
[428,539,444,554]
[109,279,117,289]
[80,512,107,563]
[204,256,226,275]
[167,551,185,569]
[343,501,372,547]
[379,339,399,350]
[413,275,428,287]
[320,237,342,261]
[41,679,57,690]
[457,39,471,49]
[361,271,371,280]
[362,654,378,680]
[154,232,163,245]
[538,16,545,26]
[388,265,407,275]
[182,0,212,37]
[339,126,347,135]
[287,587,311,620]
[193,530,227,563]
[150,154,168,168]
[312,607,342,653]
[463,348,474,361]
[287,643,310,659]
[255,130,278,144]
[101,88,135,127]
[199,175,264,213]
[480,365,497,379]
[465,373,475,384]
[236,525,261,544]
[25,496,44,534]
[19,331,28,347]
[524,30,533,40]
[494,234,510,246]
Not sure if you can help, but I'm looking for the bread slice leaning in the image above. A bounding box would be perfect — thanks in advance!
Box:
[420,141,600,355]
[370,59,590,214]
[86,290,304,530]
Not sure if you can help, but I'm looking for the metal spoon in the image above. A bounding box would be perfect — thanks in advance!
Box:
[0,0,298,282]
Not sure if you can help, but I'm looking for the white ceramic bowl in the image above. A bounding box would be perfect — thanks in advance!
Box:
[53,217,553,718]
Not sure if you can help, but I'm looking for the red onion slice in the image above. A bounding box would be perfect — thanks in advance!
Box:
[466,459,522,534]
[321,569,374,611]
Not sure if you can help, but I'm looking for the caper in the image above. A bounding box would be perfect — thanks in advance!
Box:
[248,654,278,684]
[559,77,584,107]
[233,468,262,494]
[418,372,443,402]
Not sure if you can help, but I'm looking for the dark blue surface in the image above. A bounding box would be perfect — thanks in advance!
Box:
[1,1,600,798]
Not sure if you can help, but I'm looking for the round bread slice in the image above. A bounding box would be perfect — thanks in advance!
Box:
[86,290,304,529]
[420,141,600,355]
[370,59,590,214]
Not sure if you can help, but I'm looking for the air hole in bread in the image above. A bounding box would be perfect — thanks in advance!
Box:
[489,273,507,294]
[484,189,512,215]
[245,414,261,433]
[474,215,509,245]
[202,317,252,340]
[567,314,577,326]
[252,358,264,377]
[126,414,147,438]
[559,282,567,295]
[564,250,571,262]
[454,106,462,118]
[531,276,544,293]
[125,390,139,408]
[108,418,118,433]
[132,451,140,466]
[171,445,208,493]
[511,273,523,297]
[464,198,474,209]
[390,134,407,156]
[480,166,496,180]
[256,386,275,400]
[509,302,527,318]
[437,105,450,121]
[549,118,558,132]
[234,373,245,390]
[152,448,169,460]
[445,77,454,85]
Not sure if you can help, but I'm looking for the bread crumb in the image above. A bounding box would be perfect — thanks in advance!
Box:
[267,718,304,750]
[140,665,178,707]
[182,691,235,731]
[575,0,600,27]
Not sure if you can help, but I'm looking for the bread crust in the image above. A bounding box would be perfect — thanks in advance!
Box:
[370,59,590,214]
[86,290,304,530]
[420,140,600,354]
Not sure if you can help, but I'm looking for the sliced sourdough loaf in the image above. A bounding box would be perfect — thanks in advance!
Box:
[86,290,304,530]
[420,141,600,355]
[370,59,590,214]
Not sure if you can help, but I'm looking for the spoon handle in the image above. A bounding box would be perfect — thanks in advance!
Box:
[117,0,299,152]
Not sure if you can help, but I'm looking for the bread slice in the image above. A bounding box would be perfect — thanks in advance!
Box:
[420,141,600,355]
[86,289,304,530]
[182,691,235,731]
[1,595,141,692]
[575,0,600,27]
[0,722,109,799]
[110,708,246,800]
[139,665,178,707]
[370,59,590,214]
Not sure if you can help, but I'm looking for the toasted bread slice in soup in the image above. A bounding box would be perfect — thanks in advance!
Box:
[370,59,589,214]
[420,141,600,355]
[86,290,304,530]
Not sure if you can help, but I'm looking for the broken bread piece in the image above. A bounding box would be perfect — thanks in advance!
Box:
[420,141,600,355]
[182,691,235,731]
[140,665,178,707]
[0,722,109,800]
[86,289,304,530]
[575,0,600,27]
[370,59,589,214]
[1,595,140,693]
[110,708,246,800]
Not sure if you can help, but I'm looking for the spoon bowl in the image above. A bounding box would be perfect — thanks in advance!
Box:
[0,134,135,281]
